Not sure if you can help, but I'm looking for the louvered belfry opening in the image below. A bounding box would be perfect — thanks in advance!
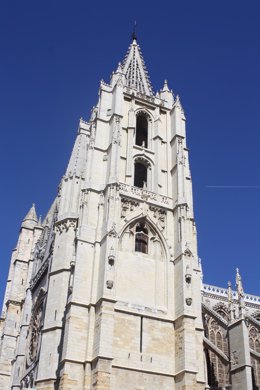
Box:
[136,114,148,148]
[134,162,147,188]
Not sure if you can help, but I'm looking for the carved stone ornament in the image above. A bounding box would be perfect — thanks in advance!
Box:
[121,197,139,219]
[55,219,77,234]
[185,274,192,284]
[252,311,260,322]
[184,248,193,257]
[149,206,166,230]
[186,297,192,306]
[108,222,118,238]
[231,350,239,366]
[80,190,89,208]
[89,122,96,149]
[106,280,114,289]
[108,247,115,266]
[112,116,121,145]
[175,332,183,356]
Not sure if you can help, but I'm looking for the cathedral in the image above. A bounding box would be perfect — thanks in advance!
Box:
[0,37,259,390]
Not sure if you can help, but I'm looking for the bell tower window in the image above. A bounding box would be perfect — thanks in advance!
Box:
[134,162,147,188]
[136,114,148,148]
[135,223,148,254]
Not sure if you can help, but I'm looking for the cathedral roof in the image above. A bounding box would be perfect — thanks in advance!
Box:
[122,38,153,96]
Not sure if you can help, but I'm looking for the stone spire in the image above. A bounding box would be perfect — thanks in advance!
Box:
[236,268,245,318]
[21,203,38,229]
[122,38,153,96]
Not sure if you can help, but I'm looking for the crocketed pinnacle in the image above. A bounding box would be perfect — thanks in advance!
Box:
[122,39,153,96]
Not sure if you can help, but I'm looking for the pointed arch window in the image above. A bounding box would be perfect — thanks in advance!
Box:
[136,113,148,148]
[135,222,148,254]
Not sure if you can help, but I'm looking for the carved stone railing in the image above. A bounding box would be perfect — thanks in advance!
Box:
[244,293,260,305]
[202,284,232,298]
[118,183,172,209]
[202,283,260,305]
[124,87,165,106]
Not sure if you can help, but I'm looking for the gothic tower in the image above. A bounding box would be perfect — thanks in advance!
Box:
[0,38,205,389]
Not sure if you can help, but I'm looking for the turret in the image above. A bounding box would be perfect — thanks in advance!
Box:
[0,203,42,389]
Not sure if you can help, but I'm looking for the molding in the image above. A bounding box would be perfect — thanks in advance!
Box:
[230,363,252,374]
[114,306,173,323]
[59,357,85,365]
[112,363,175,378]
[174,313,197,322]
[6,299,22,307]
[13,258,30,265]
[1,333,17,339]
[49,268,71,277]
[174,368,198,377]
[0,372,10,377]
[41,325,63,333]
[66,301,93,310]
[35,377,56,384]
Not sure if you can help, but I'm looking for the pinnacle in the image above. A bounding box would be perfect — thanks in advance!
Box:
[21,203,38,229]
[23,203,37,223]
[162,79,170,92]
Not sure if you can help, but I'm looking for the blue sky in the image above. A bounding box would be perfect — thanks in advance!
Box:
[1,1,260,305]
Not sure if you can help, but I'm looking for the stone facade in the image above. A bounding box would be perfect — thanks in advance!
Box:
[0,37,259,390]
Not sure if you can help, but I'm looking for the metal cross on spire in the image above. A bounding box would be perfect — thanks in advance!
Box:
[132,21,137,41]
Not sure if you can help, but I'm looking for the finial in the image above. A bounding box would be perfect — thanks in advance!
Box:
[235,267,245,318]
[228,281,231,287]
[163,79,170,92]
[116,62,122,73]
[132,21,137,41]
